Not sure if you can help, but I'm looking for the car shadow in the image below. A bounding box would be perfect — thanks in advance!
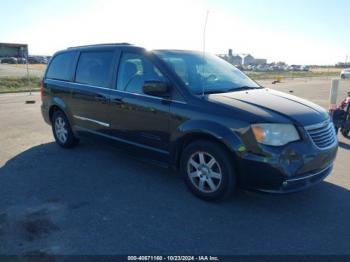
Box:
[0,140,350,255]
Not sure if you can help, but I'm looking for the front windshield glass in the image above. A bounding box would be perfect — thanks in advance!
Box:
[155,50,260,95]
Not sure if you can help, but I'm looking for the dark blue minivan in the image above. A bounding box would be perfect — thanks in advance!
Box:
[41,43,338,200]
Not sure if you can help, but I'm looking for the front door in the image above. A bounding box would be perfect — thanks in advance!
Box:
[109,51,170,153]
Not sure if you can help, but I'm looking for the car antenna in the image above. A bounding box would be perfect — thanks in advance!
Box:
[202,10,209,98]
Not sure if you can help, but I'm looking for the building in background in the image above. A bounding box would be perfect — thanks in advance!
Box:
[242,54,255,65]
[218,49,267,66]
[218,49,242,66]
[0,42,28,58]
[252,58,267,65]
[241,54,267,66]
[227,49,242,65]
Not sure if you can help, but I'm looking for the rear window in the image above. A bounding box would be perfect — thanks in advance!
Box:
[46,52,76,81]
[75,51,114,87]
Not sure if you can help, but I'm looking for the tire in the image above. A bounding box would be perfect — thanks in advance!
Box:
[180,140,236,201]
[341,74,345,79]
[341,128,350,138]
[52,110,79,148]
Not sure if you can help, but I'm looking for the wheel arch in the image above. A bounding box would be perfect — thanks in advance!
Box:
[49,105,62,123]
[171,120,246,171]
[48,97,71,123]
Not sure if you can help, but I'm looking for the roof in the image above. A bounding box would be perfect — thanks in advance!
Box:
[0,42,28,47]
[67,43,133,49]
[153,49,208,55]
[51,43,144,56]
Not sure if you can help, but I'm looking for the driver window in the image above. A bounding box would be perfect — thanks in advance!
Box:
[117,53,165,94]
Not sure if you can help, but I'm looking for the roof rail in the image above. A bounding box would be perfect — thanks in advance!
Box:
[68,43,132,49]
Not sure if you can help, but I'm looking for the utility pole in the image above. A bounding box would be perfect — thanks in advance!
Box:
[21,46,31,95]
[26,55,31,95]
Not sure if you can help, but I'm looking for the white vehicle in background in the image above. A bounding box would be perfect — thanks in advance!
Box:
[254,64,270,72]
[340,69,350,79]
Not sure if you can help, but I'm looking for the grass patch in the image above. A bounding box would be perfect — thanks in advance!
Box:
[246,70,339,80]
[9,63,47,70]
[0,76,41,93]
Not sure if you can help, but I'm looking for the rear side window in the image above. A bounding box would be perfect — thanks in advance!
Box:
[46,52,76,81]
[75,51,114,88]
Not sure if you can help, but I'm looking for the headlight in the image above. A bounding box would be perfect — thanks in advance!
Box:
[251,123,300,146]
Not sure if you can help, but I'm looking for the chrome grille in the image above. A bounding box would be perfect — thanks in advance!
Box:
[306,121,337,149]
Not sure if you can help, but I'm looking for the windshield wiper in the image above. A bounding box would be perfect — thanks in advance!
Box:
[201,86,262,95]
[227,86,262,92]
[202,90,226,94]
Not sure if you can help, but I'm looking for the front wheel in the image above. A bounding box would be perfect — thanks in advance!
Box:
[180,140,236,201]
[52,110,79,148]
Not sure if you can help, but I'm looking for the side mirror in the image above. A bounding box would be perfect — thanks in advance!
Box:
[143,81,169,97]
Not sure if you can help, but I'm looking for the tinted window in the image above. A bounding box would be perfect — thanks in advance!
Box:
[117,53,166,94]
[46,52,76,81]
[75,51,114,87]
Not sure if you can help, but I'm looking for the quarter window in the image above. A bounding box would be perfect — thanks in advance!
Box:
[117,53,166,94]
[75,51,114,88]
[46,52,76,81]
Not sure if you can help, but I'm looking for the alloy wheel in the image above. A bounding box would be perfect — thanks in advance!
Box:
[54,116,68,144]
[187,151,222,193]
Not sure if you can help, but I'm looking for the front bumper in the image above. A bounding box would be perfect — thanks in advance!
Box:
[256,164,333,193]
[236,135,338,193]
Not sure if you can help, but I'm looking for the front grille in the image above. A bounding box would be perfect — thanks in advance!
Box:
[306,121,336,149]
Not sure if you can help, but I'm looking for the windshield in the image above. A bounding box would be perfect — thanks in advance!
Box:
[154,50,260,94]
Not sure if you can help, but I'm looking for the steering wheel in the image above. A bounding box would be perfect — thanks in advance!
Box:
[205,74,218,82]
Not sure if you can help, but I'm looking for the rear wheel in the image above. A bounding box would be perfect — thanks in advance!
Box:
[341,74,345,79]
[180,140,236,201]
[52,110,79,148]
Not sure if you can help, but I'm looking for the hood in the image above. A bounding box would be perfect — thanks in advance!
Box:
[208,88,328,126]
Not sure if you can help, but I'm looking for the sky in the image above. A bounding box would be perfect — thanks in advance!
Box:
[0,0,349,65]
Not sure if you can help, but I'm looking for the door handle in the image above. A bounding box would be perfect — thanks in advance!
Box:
[111,97,124,105]
[94,94,109,103]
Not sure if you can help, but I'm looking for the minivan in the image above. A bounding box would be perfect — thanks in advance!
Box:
[41,43,338,200]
